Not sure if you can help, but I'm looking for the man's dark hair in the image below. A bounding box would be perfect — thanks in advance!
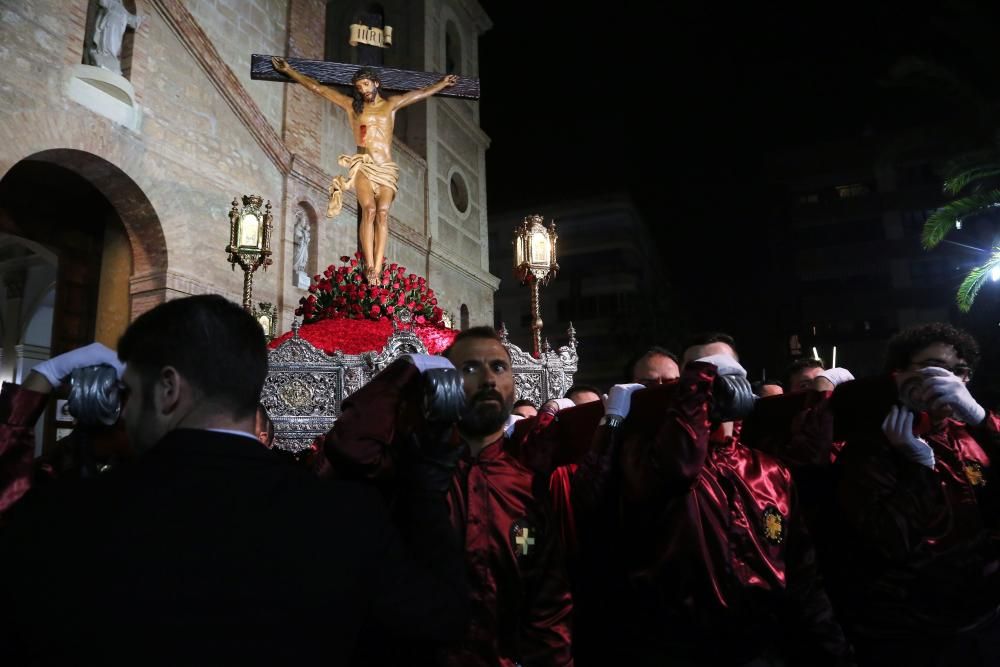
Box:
[786,357,824,381]
[351,67,383,114]
[565,384,602,400]
[117,295,267,420]
[624,345,680,381]
[682,332,738,360]
[513,399,537,409]
[884,322,981,373]
[751,379,785,396]
[443,326,511,361]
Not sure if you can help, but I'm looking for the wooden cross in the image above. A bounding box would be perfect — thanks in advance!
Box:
[250,54,480,100]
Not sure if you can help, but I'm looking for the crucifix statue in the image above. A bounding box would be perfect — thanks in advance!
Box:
[253,55,479,285]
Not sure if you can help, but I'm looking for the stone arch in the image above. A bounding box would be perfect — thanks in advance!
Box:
[0,149,167,333]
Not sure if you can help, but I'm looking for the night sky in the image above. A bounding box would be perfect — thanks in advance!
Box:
[478,0,1000,349]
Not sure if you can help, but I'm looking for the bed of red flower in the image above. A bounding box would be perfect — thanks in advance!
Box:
[269,253,458,355]
[268,317,457,355]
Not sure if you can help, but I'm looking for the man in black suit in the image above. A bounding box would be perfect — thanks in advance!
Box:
[0,295,467,664]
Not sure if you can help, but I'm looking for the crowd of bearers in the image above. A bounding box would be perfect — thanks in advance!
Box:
[0,303,998,667]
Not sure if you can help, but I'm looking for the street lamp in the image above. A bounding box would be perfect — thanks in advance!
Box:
[513,214,559,358]
[226,194,273,311]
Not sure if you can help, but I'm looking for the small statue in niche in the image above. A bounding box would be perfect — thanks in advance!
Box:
[292,211,311,289]
[87,0,141,76]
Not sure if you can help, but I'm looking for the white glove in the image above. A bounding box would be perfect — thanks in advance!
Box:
[881,405,935,469]
[402,354,455,374]
[32,343,123,387]
[605,383,646,419]
[919,367,986,425]
[503,413,525,438]
[817,367,854,387]
[540,398,576,414]
[695,354,747,378]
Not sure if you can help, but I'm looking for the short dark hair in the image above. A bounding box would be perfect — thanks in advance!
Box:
[624,345,679,381]
[751,379,785,395]
[117,295,267,420]
[443,326,511,361]
[786,357,824,381]
[513,399,537,409]
[884,322,980,373]
[565,384,602,400]
[682,332,738,360]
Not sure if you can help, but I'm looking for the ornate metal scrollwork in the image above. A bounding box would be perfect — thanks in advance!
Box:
[266,322,579,452]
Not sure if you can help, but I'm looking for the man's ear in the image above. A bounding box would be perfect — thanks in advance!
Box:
[155,366,183,415]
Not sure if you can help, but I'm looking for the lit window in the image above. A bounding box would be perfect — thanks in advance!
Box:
[836,183,870,198]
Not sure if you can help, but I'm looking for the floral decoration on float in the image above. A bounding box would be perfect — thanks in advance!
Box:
[268,252,458,354]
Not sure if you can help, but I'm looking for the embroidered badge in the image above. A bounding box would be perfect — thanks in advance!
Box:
[510,519,536,558]
[964,460,987,488]
[762,505,785,545]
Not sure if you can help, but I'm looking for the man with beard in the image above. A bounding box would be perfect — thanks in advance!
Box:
[272,57,457,284]
[319,326,573,666]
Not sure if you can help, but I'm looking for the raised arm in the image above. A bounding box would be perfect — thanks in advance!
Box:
[271,57,354,113]
[391,74,458,110]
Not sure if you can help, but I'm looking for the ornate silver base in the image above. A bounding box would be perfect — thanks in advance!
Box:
[263,320,580,452]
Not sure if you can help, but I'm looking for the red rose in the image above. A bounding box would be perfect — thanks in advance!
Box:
[352,273,361,283]
[392,281,400,290]
[418,277,426,285]
[387,305,395,315]
[354,251,363,259]
[378,295,387,305]
[340,256,350,262]
[407,301,417,310]
[397,267,406,277]
[430,297,438,306]
[370,305,381,316]
[397,294,406,305]
[350,259,358,267]
[415,315,426,324]
[307,295,317,303]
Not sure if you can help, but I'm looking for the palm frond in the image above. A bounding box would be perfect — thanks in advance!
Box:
[922,190,1000,249]
[957,255,1000,312]
[944,161,1000,196]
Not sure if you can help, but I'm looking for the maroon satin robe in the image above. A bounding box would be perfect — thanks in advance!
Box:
[317,359,573,666]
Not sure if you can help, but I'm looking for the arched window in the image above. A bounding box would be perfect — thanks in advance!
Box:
[445,21,462,74]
